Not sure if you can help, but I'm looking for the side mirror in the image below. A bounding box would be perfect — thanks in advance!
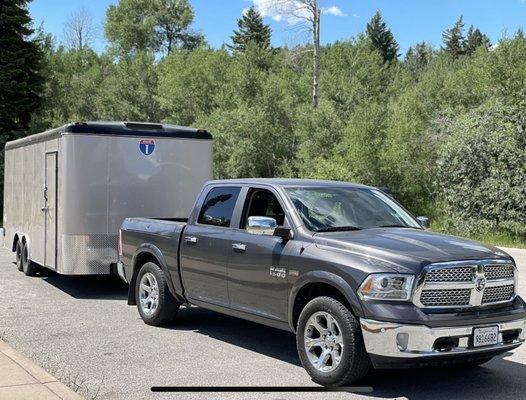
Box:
[247,216,277,236]
[247,216,293,240]
[416,216,430,229]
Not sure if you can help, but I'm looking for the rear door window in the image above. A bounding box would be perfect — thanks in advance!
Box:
[198,187,241,227]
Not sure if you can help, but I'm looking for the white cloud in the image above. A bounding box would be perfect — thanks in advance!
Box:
[322,6,346,17]
[250,0,346,25]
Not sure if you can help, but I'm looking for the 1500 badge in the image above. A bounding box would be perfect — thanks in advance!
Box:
[270,267,286,279]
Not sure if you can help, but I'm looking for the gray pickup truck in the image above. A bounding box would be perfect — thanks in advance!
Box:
[118,179,526,386]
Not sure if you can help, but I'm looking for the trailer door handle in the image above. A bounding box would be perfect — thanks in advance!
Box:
[185,236,198,244]
[41,206,48,212]
[232,243,246,252]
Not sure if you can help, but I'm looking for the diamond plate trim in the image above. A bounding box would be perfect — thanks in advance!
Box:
[60,234,118,274]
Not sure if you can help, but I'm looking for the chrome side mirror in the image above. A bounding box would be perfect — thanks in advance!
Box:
[247,216,277,236]
[416,216,430,229]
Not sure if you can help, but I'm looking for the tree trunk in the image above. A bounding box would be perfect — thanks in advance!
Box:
[312,5,320,108]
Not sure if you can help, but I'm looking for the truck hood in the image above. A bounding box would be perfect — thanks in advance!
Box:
[314,228,511,274]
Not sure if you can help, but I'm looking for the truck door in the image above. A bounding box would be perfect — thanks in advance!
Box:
[44,152,58,269]
[227,188,292,322]
[180,186,241,307]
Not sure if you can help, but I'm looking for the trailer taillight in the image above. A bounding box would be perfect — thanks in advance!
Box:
[118,229,123,256]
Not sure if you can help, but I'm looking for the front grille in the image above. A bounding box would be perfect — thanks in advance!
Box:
[425,266,474,283]
[482,284,515,304]
[484,264,515,280]
[420,288,471,307]
[414,261,516,309]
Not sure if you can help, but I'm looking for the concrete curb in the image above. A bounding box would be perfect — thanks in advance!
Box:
[0,340,84,400]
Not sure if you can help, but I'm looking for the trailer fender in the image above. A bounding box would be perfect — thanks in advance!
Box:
[128,244,181,305]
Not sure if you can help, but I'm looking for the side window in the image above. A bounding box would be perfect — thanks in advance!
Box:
[242,189,286,228]
[198,187,241,227]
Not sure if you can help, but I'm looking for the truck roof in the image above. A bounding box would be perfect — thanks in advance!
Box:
[5,121,212,150]
[205,178,374,189]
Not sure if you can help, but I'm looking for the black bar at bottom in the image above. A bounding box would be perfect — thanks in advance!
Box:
[151,386,373,393]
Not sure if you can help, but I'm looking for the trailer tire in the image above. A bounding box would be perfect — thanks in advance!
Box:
[296,296,371,386]
[135,262,180,326]
[15,241,24,271]
[21,242,38,276]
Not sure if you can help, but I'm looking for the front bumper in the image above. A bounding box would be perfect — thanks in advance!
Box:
[361,317,526,367]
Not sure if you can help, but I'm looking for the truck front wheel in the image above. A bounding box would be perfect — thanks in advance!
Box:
[135,262,180,326]
[296,296,371,386]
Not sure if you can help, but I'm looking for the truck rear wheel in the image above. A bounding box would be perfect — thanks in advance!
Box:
[135,262,180,326]
[15,241,23,271]
[296,296,371,387]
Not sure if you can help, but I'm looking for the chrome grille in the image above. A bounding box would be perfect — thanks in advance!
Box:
[484,264,515,280]
[420,288,471,307]
[425,266,474,282]
[413,260,516,309]
[482,284,515,304]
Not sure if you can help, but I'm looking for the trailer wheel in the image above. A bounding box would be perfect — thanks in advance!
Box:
[21,242,38,276]
[135,262,180,326]
[15,241,24,271]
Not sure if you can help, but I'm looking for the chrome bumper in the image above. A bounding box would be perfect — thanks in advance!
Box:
[360,318,526,358]
[117,261,128,284]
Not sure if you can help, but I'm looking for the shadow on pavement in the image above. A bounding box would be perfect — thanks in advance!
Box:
[162,306,526,399]
[42,274,128,300]
[163,306,301,366]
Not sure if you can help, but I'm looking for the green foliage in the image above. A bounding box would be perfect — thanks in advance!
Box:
[442,16,467,57]
[436,101,526,238]
[365,11,399,62]
[0,0,45,136]
[105,0,203,55]
[229,6,272,53]
[465,25,491,54]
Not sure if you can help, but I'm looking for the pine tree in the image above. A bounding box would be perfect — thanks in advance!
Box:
[0,0,45,207]
[229,6,271,52]
[366,11,399,62]
[465,26,491,54]
[442,16,466,57]
[405,42,434,68]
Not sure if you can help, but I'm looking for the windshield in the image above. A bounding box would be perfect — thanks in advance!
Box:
[285,187,421,232]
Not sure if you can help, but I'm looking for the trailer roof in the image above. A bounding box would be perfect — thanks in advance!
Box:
[5,121,212,150]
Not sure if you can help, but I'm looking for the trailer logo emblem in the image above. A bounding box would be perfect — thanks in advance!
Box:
[139,139,155,156]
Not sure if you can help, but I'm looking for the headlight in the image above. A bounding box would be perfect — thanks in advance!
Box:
[358,274,415,301]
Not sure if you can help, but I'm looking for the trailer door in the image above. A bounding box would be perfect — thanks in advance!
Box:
[44,152,58,269]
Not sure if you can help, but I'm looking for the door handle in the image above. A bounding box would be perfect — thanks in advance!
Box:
[232,243,246,252]
[41,206,49,212]
[185,236,198,244]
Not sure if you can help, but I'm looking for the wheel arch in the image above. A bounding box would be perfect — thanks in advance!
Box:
[288,271,364,332]
[127,244,180,305]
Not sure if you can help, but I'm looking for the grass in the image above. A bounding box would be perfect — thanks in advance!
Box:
[430,219,526,249]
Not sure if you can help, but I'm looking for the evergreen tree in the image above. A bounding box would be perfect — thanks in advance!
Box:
[0,0,44,136]
[465,26,491,54]
[405,42,434,68]
[229,6,271,52]
[366,11,399,62]
[442,16,466,57]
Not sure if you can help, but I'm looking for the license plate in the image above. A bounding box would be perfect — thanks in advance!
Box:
[473,326,499,347]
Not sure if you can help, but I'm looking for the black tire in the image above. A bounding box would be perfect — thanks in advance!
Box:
[21,242,39,276]
[15,241,23,271]
[135,262,180,326]
[296,296,371,387]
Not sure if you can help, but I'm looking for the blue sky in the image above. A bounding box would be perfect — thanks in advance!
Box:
[29,0,526,55]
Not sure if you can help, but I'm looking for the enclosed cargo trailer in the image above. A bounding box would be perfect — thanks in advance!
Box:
[3,121,213,275]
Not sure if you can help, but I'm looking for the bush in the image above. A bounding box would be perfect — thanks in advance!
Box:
[436,100,526,238]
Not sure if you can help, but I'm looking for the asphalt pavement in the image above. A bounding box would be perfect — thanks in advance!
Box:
[0,246,525,400]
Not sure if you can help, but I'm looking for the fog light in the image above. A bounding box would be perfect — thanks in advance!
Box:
[396,333,409,351]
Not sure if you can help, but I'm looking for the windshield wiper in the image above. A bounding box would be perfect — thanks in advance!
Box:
[376,224,411,228]
[315,226,362,232]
